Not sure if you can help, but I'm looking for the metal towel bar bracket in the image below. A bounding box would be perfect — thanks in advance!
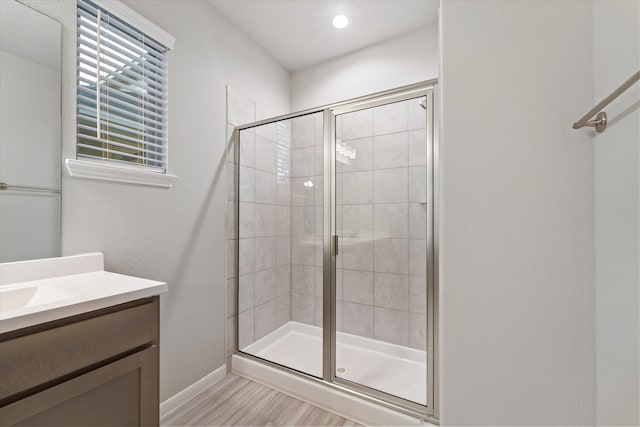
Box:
[573,70,639,133]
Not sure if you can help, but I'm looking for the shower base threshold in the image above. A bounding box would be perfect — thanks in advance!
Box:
[240,321,426,406]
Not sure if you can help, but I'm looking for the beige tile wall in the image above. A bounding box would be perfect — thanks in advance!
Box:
[226,86,291,361]
[289,112,325,328]
[336,97,428,350]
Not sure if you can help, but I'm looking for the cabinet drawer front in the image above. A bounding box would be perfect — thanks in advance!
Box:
[0,298,158,402]
[0,346,158,426]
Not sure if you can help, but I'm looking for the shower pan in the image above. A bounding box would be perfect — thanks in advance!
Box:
[233,81,438,422]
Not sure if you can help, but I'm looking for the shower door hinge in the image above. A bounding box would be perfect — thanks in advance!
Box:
[333,235,339,256]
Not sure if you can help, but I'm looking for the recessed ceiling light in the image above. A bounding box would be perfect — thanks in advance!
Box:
[331,14,350,30]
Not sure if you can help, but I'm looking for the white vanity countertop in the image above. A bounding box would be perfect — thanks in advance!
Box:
[0,253,167,334]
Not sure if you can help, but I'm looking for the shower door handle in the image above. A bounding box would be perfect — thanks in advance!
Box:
[333,235,339,256]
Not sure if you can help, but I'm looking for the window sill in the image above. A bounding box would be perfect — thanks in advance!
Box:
[65,159,178,188]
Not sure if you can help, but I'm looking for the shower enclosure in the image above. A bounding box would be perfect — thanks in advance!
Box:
[233,81,437,419]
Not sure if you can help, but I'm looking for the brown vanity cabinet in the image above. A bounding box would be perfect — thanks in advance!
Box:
[0,296,160,426]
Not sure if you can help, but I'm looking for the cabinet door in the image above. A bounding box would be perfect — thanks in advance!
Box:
[0,346,158,426]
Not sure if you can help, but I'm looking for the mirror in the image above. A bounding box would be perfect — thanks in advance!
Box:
[0,0,62,262]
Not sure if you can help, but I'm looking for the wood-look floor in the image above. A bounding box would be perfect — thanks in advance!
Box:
[161,374,362,427]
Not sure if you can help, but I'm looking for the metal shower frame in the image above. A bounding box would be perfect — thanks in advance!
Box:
[233,79,440,424]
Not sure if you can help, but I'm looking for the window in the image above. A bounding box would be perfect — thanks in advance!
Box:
[69,0,176,186]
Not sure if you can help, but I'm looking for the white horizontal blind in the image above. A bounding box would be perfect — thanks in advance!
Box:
[77,0,169,172]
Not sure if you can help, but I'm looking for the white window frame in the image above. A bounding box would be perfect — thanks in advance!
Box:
[66,0,177,188]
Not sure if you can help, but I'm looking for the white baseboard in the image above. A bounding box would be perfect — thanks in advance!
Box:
[160,365,227,419]
[232,355,434,426]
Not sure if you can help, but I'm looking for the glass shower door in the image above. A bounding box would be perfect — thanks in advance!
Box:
[233,83,436,417]
[332,93,433,408]
[236,112,324,378]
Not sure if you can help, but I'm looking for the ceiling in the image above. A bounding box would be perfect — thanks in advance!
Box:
[209,0,439,72]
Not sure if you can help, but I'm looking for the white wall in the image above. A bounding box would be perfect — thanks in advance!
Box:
[21,0,290,401]
[291,24,438,111]
[593,1,640,425]
[439,1,596,425]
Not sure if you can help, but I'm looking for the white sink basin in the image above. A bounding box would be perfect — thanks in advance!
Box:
[0,253,167,334]
[0,285,73,313]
